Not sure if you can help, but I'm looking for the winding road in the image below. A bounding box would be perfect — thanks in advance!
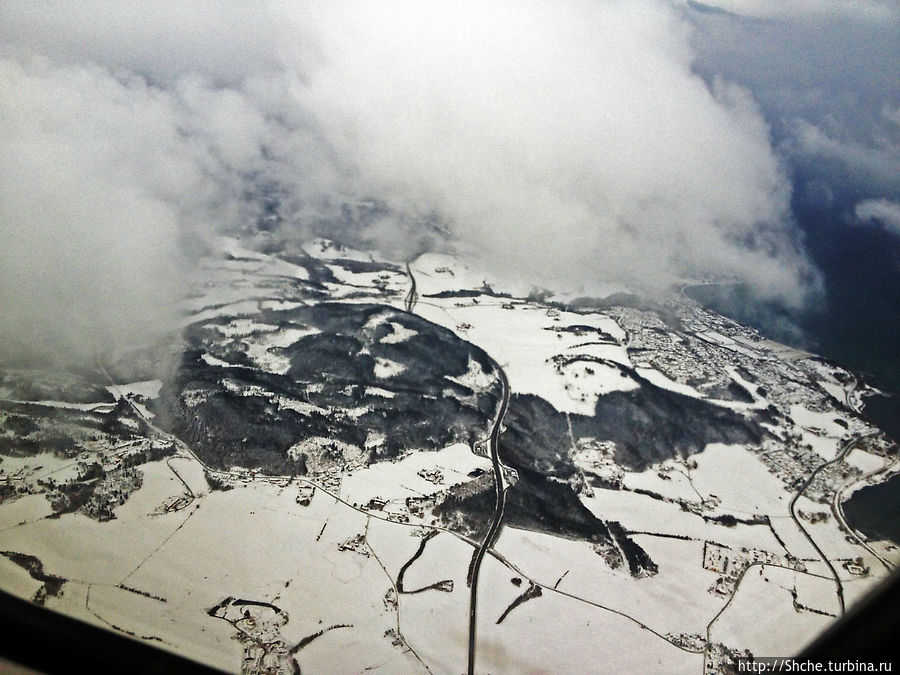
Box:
[832,457,896,572]
[401,258,511,672]
[404,261,418,313]
[467,364,510,675]
[788,432,876,615]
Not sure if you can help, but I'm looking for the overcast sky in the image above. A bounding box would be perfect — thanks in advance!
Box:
[1,1,896,359]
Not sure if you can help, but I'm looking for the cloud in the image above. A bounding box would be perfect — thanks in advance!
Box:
[685,2,900,200]
[0,59,192,360]
[855,199,900,235]
[684,0,898,21]
[783,112,900,198]
[1,1,828,362]
[290,2,817,303]
[0,3,284,85]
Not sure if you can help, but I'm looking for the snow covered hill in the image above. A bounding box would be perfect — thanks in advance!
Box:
[0,236,896,674]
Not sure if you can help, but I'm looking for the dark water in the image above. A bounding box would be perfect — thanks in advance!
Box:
[861,393,900,446]
[842,474,900,545]
[683,200,900,545]
[850,393,900,546]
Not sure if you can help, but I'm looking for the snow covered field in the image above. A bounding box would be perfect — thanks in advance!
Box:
[0,239,896,674]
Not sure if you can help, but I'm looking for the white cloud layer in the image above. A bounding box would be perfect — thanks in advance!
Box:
[0,1,826,358]
[0,59,189,358]
[855,199,900,236]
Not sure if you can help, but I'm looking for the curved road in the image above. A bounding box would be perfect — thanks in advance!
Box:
[788,434,875,615]
[405,261,418,313]
[103,358,707,665]
[832,457,896,572]
[467,364,510,675]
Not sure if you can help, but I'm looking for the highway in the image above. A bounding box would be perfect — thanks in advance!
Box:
[404,261,418,313]
[466,363,510,675]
